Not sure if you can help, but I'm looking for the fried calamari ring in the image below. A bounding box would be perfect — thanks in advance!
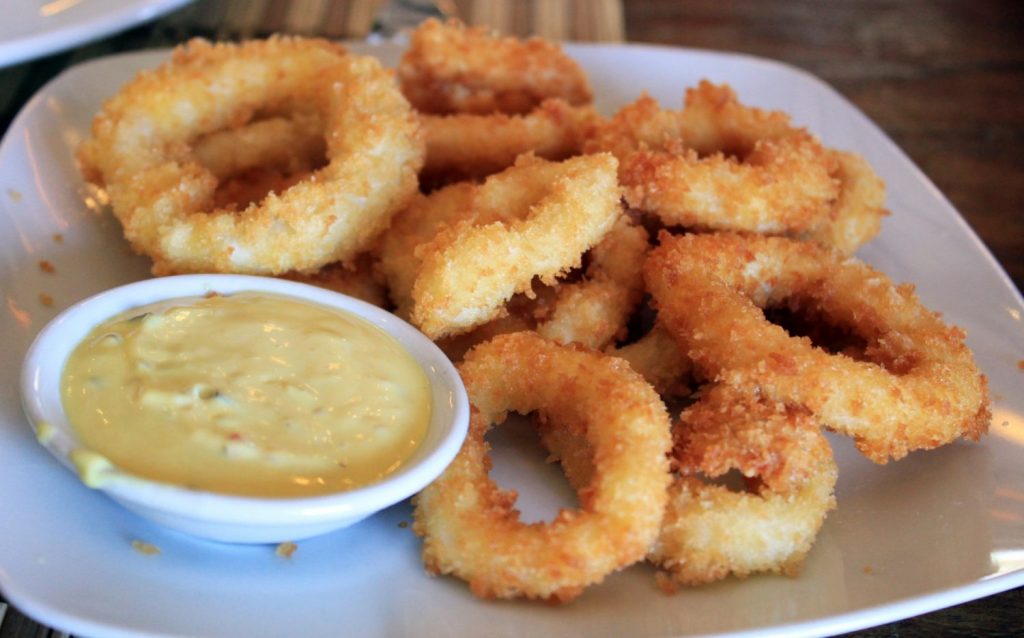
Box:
[399,18,592,115]
[650,385,837,589]
[79,37,424,275]
[620,139,836,234]
[413,332,672,602]
[410,153,622,339]
[380,165,640,349]
[421,99,600,182]
[644,232,991,463]
[380,155,579,318]
[382,153,644,337]
[586,83,810,167]
[805,150,889,255]
[435,215,649,360]
[587,83,839,235]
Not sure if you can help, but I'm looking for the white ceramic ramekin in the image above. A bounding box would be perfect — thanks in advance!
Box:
[20,274,469,543]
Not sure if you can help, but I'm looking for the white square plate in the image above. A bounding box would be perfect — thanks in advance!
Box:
[1,42,1022,637]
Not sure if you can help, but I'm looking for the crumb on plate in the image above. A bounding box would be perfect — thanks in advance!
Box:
[131,540,161,556]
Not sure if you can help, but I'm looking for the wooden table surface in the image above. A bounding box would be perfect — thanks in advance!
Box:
[0,1,1021,636]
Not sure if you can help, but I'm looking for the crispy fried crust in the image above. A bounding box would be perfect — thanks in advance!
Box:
[651,386,837,589]
[413,332,672,602]
[644,232,991,463]
[379,155,589,319]
[587,82,840,236]
[435,215,649,360]
[535,214,649,348]
[191,114,325,181]
[399,18,592,115]
[805,150,889,255]
[79,37,423,275]
[410,153,622,339]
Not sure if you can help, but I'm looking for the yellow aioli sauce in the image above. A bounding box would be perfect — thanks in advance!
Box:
[60,292,432,498]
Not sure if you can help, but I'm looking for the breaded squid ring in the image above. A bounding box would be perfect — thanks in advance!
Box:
[380,165,641,350]
[399,18,592,115]
[421,98,600,182]
[410,153,622,339]
[379,155,582,318]
[650,385,837,589]
[588,83,839,235]
[412,332,672,602]
[78,37,424,275]
[644,232,991,463]
[434,215,649,360]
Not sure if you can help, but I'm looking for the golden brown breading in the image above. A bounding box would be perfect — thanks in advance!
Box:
[413,332,671,602]
[399,18,592,115]
[644,232,991,463]
[411,153,622,339]
[79,37,423,275]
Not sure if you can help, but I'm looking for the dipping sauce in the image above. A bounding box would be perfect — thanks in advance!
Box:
[60,292,431,497]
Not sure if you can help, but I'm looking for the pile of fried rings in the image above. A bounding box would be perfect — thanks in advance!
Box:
[80,19,991,603]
